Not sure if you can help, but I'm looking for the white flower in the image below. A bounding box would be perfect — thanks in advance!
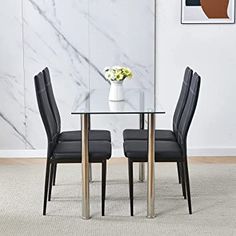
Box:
[112,65,122,70]
[104,71,114,81]
[104,67,110,72]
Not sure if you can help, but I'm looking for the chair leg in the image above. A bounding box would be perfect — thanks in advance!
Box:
[183,160,192,214]
[102,160,107,216]
[177,162,182,184]
[43,159,50,215]
[181,162,186,199]
[128,159,134,216]
[48,163,54,201]
[52,163,57,186]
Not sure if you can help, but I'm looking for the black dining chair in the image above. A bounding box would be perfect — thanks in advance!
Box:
[123,67,193,184]
[42,67,111,185]
[34,72,111,216]
[123,72,201,216]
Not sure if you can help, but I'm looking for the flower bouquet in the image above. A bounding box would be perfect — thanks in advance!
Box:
[104,66,133,101]
[104,66,133,82]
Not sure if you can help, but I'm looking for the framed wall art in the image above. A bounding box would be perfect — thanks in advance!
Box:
[181,0,235,24]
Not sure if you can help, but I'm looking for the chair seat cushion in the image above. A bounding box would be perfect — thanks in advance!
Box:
[123,129,176,141]
[58,130,111,142]
[53,141,111,162]
[123,140,183,162]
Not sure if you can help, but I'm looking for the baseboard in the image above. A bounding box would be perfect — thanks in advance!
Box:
[0,150,46,158]
[114,147,236,157]
[0,147,236,158]
[188,147,236,156]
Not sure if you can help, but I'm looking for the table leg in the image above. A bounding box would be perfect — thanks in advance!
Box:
[139,114,145,182]
[139,163,145,182]
[147,113,155,218]
[88,115,93,183]
[81,113,90,219]
[89,163,92,182]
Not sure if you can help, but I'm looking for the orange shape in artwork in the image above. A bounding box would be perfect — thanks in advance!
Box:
[200,0,229,18]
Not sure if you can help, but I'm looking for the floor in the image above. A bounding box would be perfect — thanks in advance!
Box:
[0,157,236,236]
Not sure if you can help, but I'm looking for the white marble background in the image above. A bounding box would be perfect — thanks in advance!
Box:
[0,0,154,155]
[0,1,26,149]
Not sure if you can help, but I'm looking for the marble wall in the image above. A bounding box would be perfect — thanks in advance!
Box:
[0,1,26,149]
[0,0,155,155]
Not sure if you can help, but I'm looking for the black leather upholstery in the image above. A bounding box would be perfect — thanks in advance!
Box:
[123,72,201,161]
[123,67,193,141]
[35,70,112,162]
[58,130,111,142]
[177,73,201,149]
[123,129,176,141]
[43,67,61,135]
[53,141,111,162]
[43,67,111,142]
[34,72,58,155]
[172,67,193,135]
[124,140,183,162]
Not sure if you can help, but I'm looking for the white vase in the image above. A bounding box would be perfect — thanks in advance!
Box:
[109,101,125,112]
[109,81,124,101]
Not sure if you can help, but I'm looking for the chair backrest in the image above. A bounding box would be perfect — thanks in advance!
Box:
[173,67,193,136]
[34,72,58,155]
[42,67,61,135]
[177,72,201,153]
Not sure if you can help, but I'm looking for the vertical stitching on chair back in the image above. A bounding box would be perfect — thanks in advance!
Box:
[42,67,61,135]
[177,72,201,150]
[173,67,193,137]
[34,72,58,155]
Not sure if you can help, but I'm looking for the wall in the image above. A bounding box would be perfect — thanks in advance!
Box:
[0,1,236,157]
[155,1,236,156]
[0,1,25,150]
[0,0,154,157]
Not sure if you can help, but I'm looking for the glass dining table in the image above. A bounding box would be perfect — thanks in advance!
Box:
[71,88,165,219]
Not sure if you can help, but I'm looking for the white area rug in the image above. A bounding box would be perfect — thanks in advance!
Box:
[0,159,236,236]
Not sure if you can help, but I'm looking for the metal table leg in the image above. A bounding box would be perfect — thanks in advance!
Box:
[139,114,145,182]
[89,163,92,183]
[88,115,92,183]
[139,163,145,182]
[147,113,155,218]
[81,113,90,219]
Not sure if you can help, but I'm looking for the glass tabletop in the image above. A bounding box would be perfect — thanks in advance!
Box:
[71,89,165,114]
